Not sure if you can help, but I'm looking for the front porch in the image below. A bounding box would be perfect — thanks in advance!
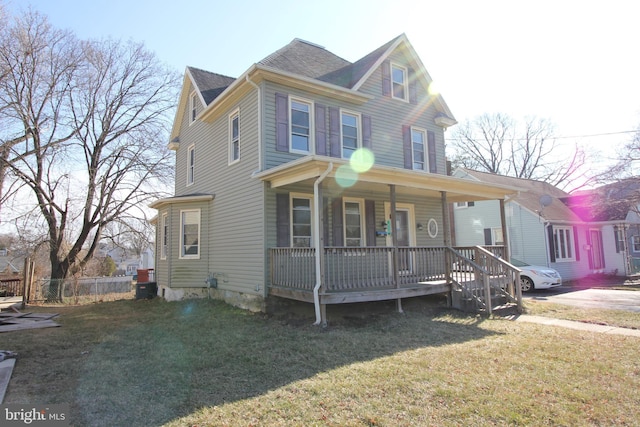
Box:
[269,245,523,323]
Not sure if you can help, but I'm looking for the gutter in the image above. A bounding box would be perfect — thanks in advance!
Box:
[245,75,262,175]
[313,162,333,326]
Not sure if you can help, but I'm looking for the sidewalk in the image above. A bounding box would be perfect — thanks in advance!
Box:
[512,314,640,337]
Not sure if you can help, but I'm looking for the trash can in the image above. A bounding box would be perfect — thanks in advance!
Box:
[135,282,149,299]
[137,269,150,283]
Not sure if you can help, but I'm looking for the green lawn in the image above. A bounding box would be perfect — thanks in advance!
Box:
[3,297,640,426]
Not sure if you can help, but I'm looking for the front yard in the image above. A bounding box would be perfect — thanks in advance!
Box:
[3,296,640,426]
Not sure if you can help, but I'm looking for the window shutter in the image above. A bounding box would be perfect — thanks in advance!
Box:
[381,60,391,97]
[315,104,327,155]
[276,193,290,247]
[614,226,620,253]
[547,225,556,263]
[484,228,492,245]
[427,130,437,173]
[408,67,417,104]
[362,115,372,149]
[323,197,329,246]
[365,199,376,247]
[573,226,580,262]
[402,125,412,169]
[275,93,289,152]
[332,197,343,246]
[329,107,340,158]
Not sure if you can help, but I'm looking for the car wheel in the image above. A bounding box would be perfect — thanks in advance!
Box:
[521,276,534,292]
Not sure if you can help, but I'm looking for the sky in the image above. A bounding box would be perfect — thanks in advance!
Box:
[5,0,640,164]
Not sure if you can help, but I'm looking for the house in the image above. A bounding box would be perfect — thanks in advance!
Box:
[150,34,523,324]
[452,168,611,281]
[564,179,640,276]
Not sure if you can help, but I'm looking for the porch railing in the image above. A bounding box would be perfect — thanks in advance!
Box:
[269,245,522,313]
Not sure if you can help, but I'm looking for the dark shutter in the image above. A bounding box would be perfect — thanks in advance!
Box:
[381,60,391,97]
[275,93,289,152]
[614,226,621,253]
[329,107,340,158]
[315,104,327,155]
[547,225,556,263]
[408,67,417,104]
[332,197,343,246]
[402,125,412,169]
[323,197,330,246]
[365,199,376,247]
[362,115,372,149]
[484,228,492,245]
[427,130,437,173]
[573,226,580,262]
[276,193,290,247]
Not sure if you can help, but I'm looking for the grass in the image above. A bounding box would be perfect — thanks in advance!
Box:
[3,296,640,426]
[524,299,640,330]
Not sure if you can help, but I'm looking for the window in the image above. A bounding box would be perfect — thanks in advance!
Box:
[291,195,313,247]
[187,144,195,185]
[391,63,408,101]
[633,236,640,252]
[491,228,504,246]
[411,127,426,170]
[344,199,364,247]
[553,226,575,261]
[341,111,360,159]
[290,98,312,153]
[454,201,475,209]
[229,109,240,163]
[161,213,168,260]
[180,209,200,259]
[189,92,197,123]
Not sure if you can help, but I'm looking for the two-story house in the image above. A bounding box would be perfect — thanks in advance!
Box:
[151,35,522,324]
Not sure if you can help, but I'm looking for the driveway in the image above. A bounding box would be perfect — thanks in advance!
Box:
[525,285,640,313]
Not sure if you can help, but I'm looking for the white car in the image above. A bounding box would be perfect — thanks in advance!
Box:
[510,258,562,292]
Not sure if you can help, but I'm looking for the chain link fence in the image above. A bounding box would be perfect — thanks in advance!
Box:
[35,276,136,304]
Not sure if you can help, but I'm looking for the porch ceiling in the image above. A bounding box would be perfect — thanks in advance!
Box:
[254,156,524,202]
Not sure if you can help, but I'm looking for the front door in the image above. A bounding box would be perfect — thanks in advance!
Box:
[396,209,411,272]
[589,229,605,270]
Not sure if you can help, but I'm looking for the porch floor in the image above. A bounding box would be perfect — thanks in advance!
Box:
[269,280,451,305]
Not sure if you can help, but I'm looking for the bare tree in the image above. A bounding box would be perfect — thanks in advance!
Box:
[0,9,178,300]
[447,113,591,191]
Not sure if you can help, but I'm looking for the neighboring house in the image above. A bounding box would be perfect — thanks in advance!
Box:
[150,35,522,323]
[452,168,601,281]
[564,179,640,276]
[104,246,155,275]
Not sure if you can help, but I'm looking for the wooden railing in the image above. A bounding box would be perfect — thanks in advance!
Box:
[269,245,522,313]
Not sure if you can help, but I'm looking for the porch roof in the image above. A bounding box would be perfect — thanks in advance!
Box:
[255,156,524,202]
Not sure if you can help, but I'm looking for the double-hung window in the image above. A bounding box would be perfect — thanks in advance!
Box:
[411,127,426,170]
[187,144,195,186]
[344,199,364,247]
[553,226,575,261]
[633,236,640,252]
[161,213,168,260]
[341,111,360,159]
[391,63,408,101]
[290,98,312,153]
[291,194,313,247]
[180,209,200,259]
[229,109,240,164]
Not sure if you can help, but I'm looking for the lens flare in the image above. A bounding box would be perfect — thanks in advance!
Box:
[349,148,375,173]
[335,164,358,188]
[428,81,439,96]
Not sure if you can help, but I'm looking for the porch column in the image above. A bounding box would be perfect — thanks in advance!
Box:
[441,192,452,303]
[499,199,510,261]
[390,184,403,313]
[316,184,327,325]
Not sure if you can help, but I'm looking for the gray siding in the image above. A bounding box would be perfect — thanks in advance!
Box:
[165,85,265,295]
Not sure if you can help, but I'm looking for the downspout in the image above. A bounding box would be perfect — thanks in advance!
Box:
[246,74,262,174]
[313,162,333,326]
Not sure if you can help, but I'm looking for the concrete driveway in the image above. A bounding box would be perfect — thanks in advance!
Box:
[526,287,640,312]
